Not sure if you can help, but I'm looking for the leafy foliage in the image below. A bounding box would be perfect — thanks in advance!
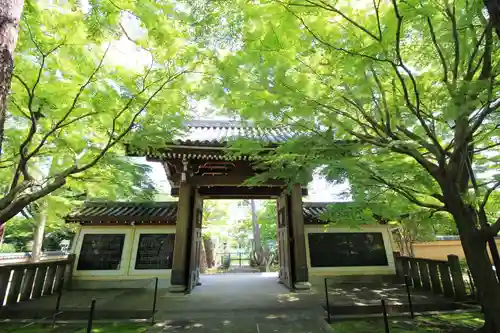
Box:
[191,0,500,327]
[2,157,156,251]
[256,201,277,251]
[0,0,201,223]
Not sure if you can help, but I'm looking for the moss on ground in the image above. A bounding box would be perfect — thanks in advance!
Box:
[330,312,484,333]
[0,311,485,333]
[0,323,150,333]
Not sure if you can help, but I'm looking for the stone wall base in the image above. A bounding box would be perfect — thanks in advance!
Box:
[71,278,170,290]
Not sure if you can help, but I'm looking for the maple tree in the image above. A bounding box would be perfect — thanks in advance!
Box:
[0,0,200,224]
[199,0,500,330]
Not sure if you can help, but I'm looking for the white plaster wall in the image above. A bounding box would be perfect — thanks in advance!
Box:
[71,225,176,289]
[304,225,396,278]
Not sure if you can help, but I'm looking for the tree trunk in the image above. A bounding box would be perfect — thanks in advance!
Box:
[459,227,500,332]
[199,239,207,273]
[445,187,500,332]
[0,0,24,158]
[0,224,4,245]
[250,200,263,250]
[203,237,214,268]
[250,200,264,264]
[484,0,500,38]
[30,203,47,262]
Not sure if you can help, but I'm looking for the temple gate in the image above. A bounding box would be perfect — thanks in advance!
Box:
[65,120,396,292]
[127,120,311,292]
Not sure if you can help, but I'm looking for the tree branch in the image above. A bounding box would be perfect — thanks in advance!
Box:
[282,5,390,63]
[474,141,500,153]
[465,23,488,80]
[370,67,393,136]
[363,169,444,210]
[373,0,383,41]
[391,0,445,159]
[480,180,500,211]
[444,2,460,84]
[488,217,500,237]
[74,69,188,174]
[426,16,448,83]
[0,170,75,224]
[287,0,382,41]
[25,45,111,162]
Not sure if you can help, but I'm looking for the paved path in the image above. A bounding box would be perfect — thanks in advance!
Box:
[148,273,331,331]
[1,273,331,332]
[1,273,456,331]
[158,273,323,315]
[148,313,331,332]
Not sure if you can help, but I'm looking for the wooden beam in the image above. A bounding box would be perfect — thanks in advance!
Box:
[161,161,176,187]
[186,175,285,187]
[171,186,308,198]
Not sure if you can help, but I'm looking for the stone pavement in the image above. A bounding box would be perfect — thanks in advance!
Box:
[0,273,332,332]
[148,312,331,332]
[148,273,331,331]
[0,273,459,332]
[158,273,324,316]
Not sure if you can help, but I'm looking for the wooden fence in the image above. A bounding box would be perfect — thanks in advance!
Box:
[393,252,467,301]
[0,251,68,265]
[0,254,75,307]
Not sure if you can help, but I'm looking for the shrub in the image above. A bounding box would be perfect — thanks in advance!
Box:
[0,243,18,253]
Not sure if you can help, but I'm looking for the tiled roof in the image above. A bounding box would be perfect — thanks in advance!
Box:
[171,120,295,146]
[66,201,344,225]
[65,201,178,224]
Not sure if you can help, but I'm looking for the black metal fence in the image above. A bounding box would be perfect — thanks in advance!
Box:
[1,277,161,332]
[216,252,252,268]
[324,253,481,333]
[323,276,418,324]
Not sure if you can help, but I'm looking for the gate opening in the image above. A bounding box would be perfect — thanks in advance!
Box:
[199,199,278,276]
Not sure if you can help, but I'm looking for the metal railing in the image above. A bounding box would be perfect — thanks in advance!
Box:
[323,276,415,324]
[3,276,160,333]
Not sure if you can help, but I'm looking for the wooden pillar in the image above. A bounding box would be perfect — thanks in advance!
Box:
[32,265,47,299]
[170,181,193,292]
[42,264,57,295]
[19,267,36,301]
[428,261,442,294]
[409,259,421,288]
[0,268,10,305]
[448,254,466,300]
[53,264,66,293]
[393,252,404,277]
[6,269,24,305]
[289,184,310,290]
[401,257,411,285]
[64,254,76,290]
[418,260,431,290]
[439,262,455,298]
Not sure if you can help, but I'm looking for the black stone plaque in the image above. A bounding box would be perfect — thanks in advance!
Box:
[135,234,175,270]
[308,232,388,267]
[77,234,125,270]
